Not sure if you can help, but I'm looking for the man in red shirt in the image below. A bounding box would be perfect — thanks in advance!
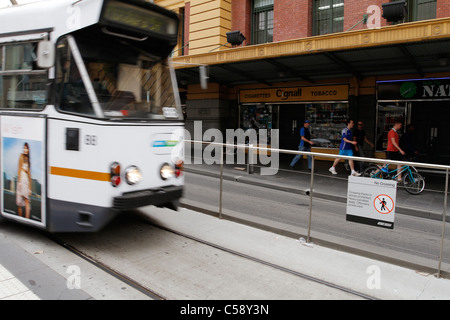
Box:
[387,121,406,181]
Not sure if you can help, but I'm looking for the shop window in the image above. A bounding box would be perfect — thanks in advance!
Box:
[0,43,47,109]
[306,103,348,148]
[241,104,273,144]
[252,0,274,44]
[242,104,273,129]
[313,0,344,36]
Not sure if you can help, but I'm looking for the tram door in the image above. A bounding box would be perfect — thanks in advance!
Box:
[410,101,450,165]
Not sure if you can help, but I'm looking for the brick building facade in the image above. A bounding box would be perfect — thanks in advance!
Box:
[159,0,450,165]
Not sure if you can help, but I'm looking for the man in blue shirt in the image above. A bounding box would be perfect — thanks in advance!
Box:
[329,119,361,176]
[290,120,315,171]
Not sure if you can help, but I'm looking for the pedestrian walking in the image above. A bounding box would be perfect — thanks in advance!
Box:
[290,120,315,171]
[386,120,406,181]
[329,119,361,176]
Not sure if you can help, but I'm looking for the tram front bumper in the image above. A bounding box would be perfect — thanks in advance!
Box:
[113,185,183,211]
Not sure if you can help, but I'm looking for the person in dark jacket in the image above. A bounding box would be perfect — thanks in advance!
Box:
[290,120,315,171]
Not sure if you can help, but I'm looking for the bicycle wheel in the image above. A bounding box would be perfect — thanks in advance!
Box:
[363,165,385,179]
[402,171,425,194]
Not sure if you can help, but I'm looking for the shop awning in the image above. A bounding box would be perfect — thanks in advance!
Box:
[173,18,450,88]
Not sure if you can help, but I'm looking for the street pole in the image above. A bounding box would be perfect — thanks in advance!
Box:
[307,155,315,243]
[437,168,449,277]
[219,146,224,219]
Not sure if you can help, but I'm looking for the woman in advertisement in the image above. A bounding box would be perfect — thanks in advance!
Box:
[16,142,32,219]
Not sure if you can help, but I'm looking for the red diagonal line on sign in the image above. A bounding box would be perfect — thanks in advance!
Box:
[375,195,393,214]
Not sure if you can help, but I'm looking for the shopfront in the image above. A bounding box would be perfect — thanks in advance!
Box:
[377,77,450,165]
[239,84,349,153]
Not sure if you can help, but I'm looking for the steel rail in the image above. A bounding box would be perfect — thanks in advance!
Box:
[184,139,450,171]
[46,233,167,300]
[46,222,377,300]
[150,221,379,300]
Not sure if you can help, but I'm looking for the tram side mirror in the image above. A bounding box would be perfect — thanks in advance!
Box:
[199,65,209,90]
[37,40,55,69]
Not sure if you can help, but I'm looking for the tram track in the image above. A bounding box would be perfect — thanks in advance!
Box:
[45,212,377,300]
[45,233,167,300]
[142,220,379,301]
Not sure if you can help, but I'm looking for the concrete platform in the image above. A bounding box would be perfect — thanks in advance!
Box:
[0,224,150,300]
[1,205,450,300]
[143,206,450,300]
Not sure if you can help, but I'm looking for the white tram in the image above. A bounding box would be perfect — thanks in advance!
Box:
[0,0,184,232]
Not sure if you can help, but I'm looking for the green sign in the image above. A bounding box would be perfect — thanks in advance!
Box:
[399,81,417,98]
[378,78,450,100]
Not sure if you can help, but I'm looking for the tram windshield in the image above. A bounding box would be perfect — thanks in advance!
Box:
[56,32,182,121]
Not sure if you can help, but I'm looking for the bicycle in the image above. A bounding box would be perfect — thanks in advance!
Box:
[362,162,425,195]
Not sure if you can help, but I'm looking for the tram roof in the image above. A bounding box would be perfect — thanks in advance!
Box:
[0,0,103,41]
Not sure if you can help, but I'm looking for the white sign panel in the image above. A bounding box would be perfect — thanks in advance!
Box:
[1,116,46,228]
[346,176,397,229]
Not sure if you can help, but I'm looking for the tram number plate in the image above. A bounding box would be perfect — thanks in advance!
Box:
[85,135,97,146]
[162,107,178,118]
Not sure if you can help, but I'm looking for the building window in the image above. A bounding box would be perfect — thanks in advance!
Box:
[178,8,186,56]
[409,0,436,21]
[252,0,274,44]
[313,0,344,36]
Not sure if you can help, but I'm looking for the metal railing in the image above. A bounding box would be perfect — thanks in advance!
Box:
[184,139,450,277]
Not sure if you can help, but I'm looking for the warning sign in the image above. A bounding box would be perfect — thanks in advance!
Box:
[346,176,397,229]
[374,194,394,215]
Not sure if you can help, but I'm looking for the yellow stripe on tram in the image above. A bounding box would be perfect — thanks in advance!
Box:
[50,166,110,182]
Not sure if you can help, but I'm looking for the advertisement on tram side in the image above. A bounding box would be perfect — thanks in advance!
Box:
[1,116,46,228]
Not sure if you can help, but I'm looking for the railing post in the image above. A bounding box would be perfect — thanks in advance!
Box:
[247,144,254,174]
[307,155,315,243]
[219,145,224,219]
[437,168,449,277]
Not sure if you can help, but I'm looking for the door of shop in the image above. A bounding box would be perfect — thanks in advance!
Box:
[279,104,306,151]
[410,101,450,165]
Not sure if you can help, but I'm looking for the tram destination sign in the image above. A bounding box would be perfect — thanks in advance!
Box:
[378,78,450,101]
[101,0,178,37]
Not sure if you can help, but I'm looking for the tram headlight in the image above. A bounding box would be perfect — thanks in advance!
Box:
[125,166,142,185]
[160,163,175,180]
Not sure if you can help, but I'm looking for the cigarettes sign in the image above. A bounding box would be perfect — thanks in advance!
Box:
[239,85,349,103]
[346,176,397,229]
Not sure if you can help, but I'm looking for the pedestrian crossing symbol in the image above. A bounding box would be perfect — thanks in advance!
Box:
[374,194,394,215]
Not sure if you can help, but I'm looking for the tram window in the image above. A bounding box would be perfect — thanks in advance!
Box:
[0,43,47,110]
[55,34,182,120]
[5,44,36,70]
[85,59,177,119]
[55,38,95,116]
[0,74,47,109]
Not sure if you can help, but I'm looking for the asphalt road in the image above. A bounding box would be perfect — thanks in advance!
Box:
[183,171,450,274]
